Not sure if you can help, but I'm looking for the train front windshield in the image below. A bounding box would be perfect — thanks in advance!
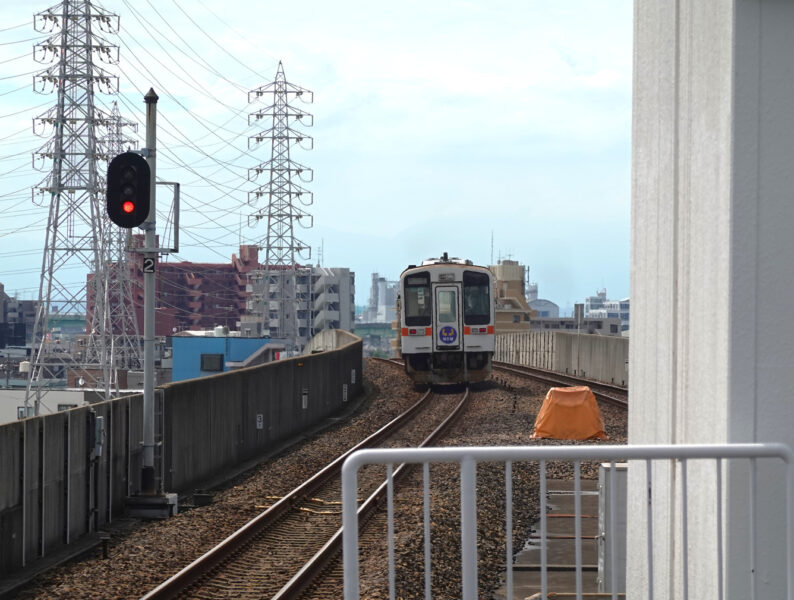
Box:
[404,272,431,326]
[463,271,491,325]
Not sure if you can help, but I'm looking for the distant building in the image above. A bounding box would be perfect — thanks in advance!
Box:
[170,330,284,382]
[311,267,356,332]
[362,273,398,324]
[527,282,539,302]
[87,241,261,337]
[244,265,356,350]
[85,243,356,347]
[584,288,630,332]
[584,288,608,314]
[354,322,396,358]
[0,282,37,344]
[530,298,560,318]
[531,316,623,336]
[490,260,534,333]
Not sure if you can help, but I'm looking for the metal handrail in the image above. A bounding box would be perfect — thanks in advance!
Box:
[341,443,794,600]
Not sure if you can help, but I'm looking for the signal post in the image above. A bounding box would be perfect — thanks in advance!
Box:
[106,88,178,518]
[141,88,158,496]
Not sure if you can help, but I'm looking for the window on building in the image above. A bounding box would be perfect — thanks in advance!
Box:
[512,315,520,323]
[610,324,619,334]
[201,353,224,372]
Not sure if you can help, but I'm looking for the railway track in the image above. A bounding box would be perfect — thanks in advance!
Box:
[140,383,470,600]
[492,360,628,409]
[376,355,627,409]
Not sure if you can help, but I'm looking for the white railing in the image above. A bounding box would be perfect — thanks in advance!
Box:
[341,444,794,600]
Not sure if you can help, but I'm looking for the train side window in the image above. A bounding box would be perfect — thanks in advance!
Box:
[463,270,490,325]
[437,290,457,323]
[404,272,431,326]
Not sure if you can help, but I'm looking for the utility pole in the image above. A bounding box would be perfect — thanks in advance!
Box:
[575,302,583,375]
[247,62,314,352]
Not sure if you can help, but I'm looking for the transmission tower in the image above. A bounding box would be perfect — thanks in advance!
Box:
[247,62,313,349]
[26,0,119,414]
[97,101,142,378]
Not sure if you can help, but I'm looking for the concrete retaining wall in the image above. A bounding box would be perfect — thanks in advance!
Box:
[0,331,362,578]
[495,331,629,386]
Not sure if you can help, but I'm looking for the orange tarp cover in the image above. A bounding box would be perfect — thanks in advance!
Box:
[531,386,608,440]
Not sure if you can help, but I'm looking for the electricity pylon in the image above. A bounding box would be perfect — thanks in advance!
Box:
[26,0,119,414]
[97,101,142,379]
[247,62,314,349]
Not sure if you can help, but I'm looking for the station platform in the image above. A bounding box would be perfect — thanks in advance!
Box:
[495,479,624,600]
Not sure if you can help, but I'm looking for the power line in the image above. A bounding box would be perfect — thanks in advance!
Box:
[0,21,33,33]
[173,0,275,80]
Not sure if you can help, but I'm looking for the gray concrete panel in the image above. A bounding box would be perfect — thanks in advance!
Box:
[0,423,22,512]
[23,419,40,566]
[495,331,628,386]
[41,413,65,556]
[67,409,88,545]
[126,395,143,496]
[0,422,23,573]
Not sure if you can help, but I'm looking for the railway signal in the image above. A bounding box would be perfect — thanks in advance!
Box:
[106,151,151,228]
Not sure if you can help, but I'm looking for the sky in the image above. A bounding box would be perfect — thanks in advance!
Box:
[0,0,633,315]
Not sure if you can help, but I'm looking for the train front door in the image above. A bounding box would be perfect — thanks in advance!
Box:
[434,284,462,351]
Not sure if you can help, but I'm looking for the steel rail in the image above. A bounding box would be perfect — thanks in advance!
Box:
[140,387,436,600]
[272,387,471,600]
[492,361,628,409]
[493,361,627,393]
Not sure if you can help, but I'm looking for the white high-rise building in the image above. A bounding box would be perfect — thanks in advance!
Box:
[584,289,629,332]
[243,266,355,350]
[363,273,397,324]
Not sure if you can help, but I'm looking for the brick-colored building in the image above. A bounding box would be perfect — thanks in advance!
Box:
[88,241,262,337]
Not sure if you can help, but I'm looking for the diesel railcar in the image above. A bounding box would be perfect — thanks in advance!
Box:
[398,253,495,384]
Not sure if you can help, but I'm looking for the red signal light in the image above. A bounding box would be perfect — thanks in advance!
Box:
[107,152,151,228]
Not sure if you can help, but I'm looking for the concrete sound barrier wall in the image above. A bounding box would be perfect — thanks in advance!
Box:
[0,395,143,577]
[0,330,362,579]
[495,331,629,386]
[161,330,363,492]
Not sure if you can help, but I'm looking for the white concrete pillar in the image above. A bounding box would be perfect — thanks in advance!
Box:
[629,1,794,598]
